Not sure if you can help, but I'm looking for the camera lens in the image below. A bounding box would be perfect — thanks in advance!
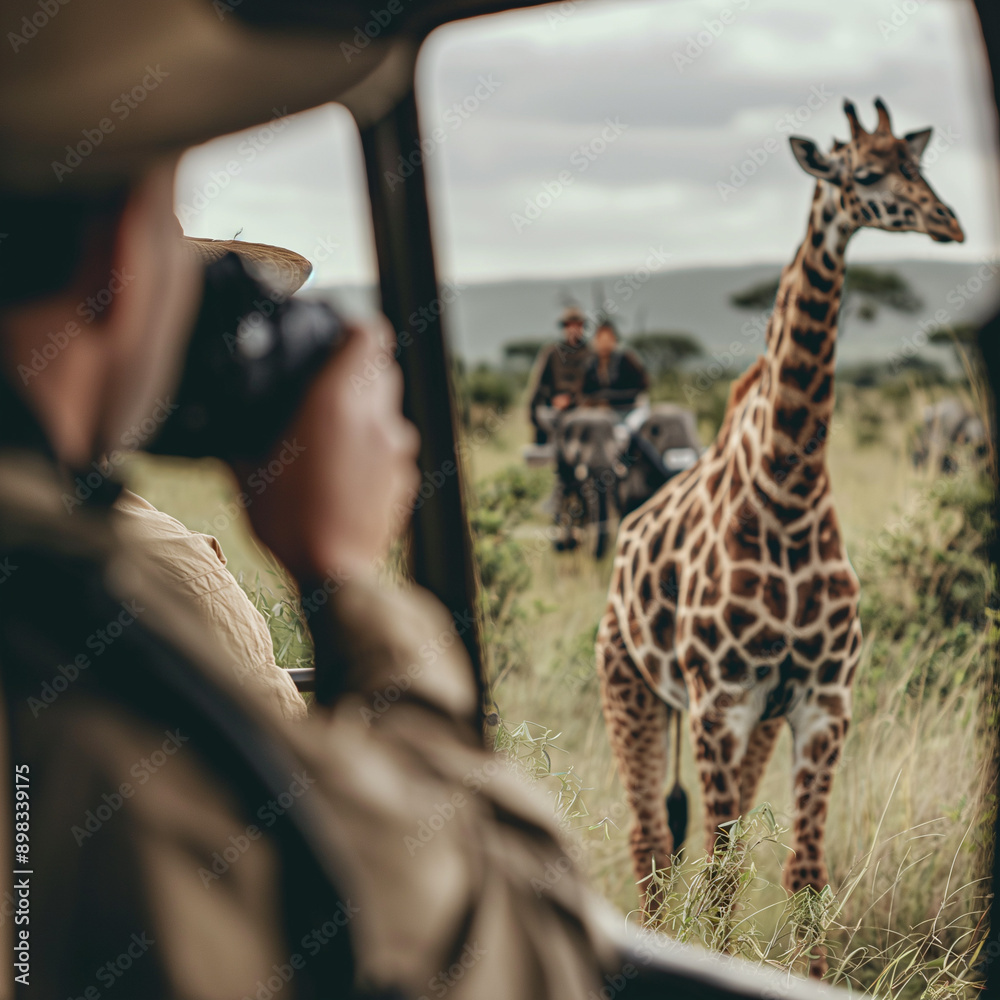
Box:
[149,252,347,464]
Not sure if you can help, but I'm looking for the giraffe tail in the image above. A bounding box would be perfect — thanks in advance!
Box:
[665,707,688,855]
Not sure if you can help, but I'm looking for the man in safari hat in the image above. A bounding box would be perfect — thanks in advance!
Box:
[527,305,594,444]
[0,1,623,997]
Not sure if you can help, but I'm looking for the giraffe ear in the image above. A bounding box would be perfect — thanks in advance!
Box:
[904,128,932,160]
[789,137,840,183]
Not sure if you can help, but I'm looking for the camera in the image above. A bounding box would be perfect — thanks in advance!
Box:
[149,251,347,464]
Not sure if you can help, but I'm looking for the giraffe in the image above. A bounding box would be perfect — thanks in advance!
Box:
[596,98,964,970]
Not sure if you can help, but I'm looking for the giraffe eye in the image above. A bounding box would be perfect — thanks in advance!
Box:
[899,161,917,180]
[854,167,883,186]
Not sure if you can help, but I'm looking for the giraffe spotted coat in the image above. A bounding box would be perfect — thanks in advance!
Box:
[596,100,965,975]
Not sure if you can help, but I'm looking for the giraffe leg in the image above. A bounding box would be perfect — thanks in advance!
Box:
[596,612,673,917]
[785,706,849,978]
[690,707,745,856]
[738,719,783,816]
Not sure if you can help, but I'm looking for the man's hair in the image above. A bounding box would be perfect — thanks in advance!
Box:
[0,187,128,310]
[596,321,618,337]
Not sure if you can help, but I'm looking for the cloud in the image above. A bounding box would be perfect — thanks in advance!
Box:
[175,0,1000,286]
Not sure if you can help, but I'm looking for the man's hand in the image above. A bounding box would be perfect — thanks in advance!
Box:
[242,320,420,583]
[553,393,572,410]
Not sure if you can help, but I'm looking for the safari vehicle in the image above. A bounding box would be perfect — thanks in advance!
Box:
[551,407,621,558]
[618,403,702,514]
[544,404,702,557]
[267,0,1000,996]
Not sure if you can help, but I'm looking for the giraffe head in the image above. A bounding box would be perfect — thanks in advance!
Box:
[788,98,964,244]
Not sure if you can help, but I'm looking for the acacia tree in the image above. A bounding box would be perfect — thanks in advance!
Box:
[926,321,983,378]
[502,339,549,368]
[927,321,979,356]
[628,331,704,376]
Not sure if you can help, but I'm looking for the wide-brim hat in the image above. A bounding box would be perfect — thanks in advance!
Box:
[0,0,415,193]
[184,237,313,298]
[560,306,587,327]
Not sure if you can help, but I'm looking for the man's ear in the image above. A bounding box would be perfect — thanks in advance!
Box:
[904,128,932,161]
[789,137,840,183]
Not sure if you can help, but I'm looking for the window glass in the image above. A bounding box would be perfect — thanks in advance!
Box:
[418,1,999,990]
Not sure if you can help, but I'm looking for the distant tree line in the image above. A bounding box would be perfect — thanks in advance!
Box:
[729,265,923,329]
[502,331,704,377]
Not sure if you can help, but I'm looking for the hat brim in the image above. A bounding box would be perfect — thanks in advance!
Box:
[0,0,415,192]
[184,237,313,297]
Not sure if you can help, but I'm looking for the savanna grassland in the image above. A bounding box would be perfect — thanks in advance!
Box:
[123,353,995,997]
[466,362,996,997]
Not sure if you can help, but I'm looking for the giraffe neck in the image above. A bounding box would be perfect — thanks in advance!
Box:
[750,180,856,499]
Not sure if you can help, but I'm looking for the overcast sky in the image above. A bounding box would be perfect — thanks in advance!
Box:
[175,0,1000,287]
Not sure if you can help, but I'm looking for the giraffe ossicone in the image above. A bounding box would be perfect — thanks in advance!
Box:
[596,97,964,977]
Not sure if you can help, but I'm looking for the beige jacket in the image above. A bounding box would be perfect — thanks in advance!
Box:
[113,490,308,722]
[0,454,616,998]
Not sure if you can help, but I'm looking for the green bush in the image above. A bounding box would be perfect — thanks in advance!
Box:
[854,405,885,447]
[469,466,551,685]
[462,364,519,412]
[857,466,995,641]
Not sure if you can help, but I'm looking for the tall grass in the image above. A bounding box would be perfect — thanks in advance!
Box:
[478,383,996,997]
[237,569,314,670]
[121,368,995,997]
